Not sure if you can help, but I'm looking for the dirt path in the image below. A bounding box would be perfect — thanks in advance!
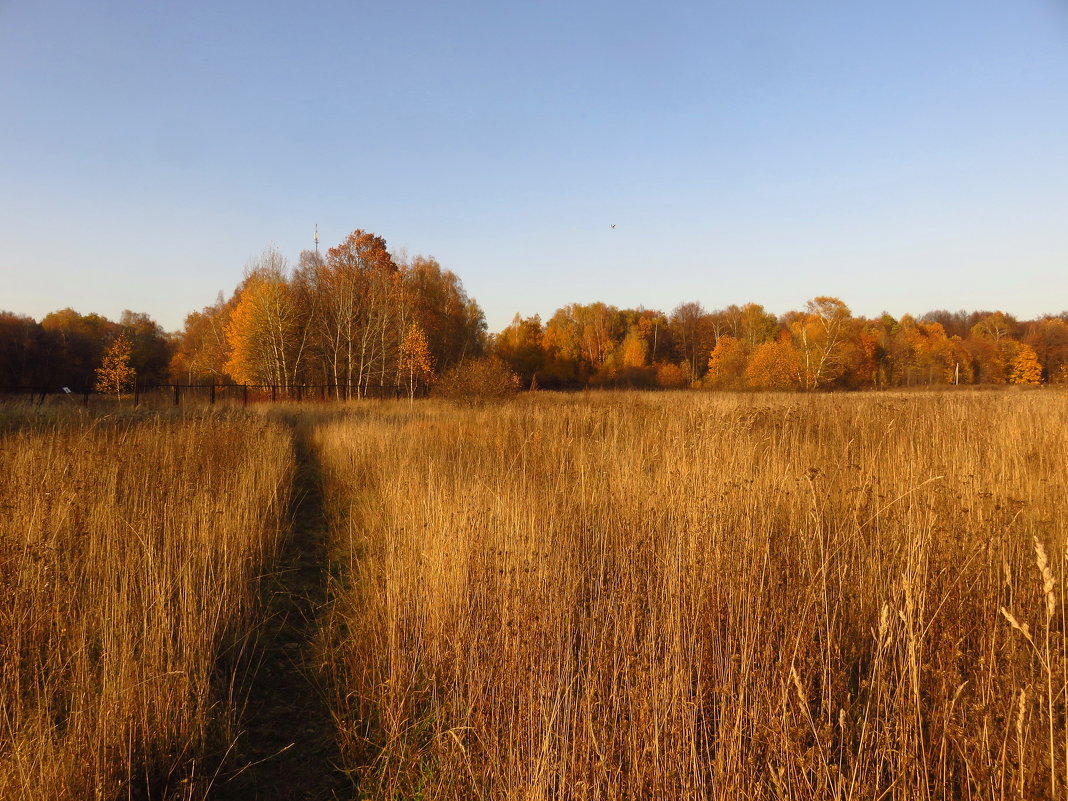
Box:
[206,423,354,801]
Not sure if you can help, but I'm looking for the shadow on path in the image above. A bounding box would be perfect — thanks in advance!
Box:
[206,419,353,801]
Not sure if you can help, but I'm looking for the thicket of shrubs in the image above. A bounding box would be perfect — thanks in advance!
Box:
[431,357,520,405]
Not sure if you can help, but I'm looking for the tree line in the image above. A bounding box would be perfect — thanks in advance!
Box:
[491,298,1068,390]
[1,226,1066,394]
[0,229,486,398]
[0,308,172,391]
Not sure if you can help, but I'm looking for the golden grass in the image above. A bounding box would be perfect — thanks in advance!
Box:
[316,390,1068,800]
[0,407,294,800]
[5,390,1066,799]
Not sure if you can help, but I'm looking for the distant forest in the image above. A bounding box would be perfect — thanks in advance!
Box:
[2,228,1066,393]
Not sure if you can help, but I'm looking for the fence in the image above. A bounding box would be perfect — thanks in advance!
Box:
[0,383,412,408]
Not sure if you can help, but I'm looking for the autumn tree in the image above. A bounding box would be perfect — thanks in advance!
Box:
[174,230,487,397]
[594,320,655,387]
[635,310,669,364]
[920,309,972,340]
[966,311,1020,384]
[713,303,778,348]
[840,321,880,388]
[745,336,802,391]
[910,320,950,385]
[494,314,546,388]
[970,310,1017,343]
[398,322,434,400]
[517,304,667,388]
[541,306,587,386]
[880,316,962,386]
[786,296,852,390]
[402,255,486,372]
[705,335,749,390]
[669,302,714,381]
[1024,317,1068,383]
[1009,344,1042,386]
[224,249,308,387]
[618,324,649,370]
[95,334,136,399]
[538,303,636,386]
[170,293,234,384]
[579,303,622,374]
[305,229,402,397]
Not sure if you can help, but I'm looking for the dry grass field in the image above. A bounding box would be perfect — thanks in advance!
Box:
[316,390,1068,800]
[3,390,1067,800]
[0,407,293,800]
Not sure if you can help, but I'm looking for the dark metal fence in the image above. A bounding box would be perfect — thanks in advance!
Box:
[0,383,409,408]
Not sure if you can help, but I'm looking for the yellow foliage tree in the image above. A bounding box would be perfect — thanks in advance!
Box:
[95,334,136,399]
[1009,344,1042,386]
[494,313,545,387]
[224,262,303,387]
[399,322,435,400]
[788,296,852,390]
[619,325,648,369]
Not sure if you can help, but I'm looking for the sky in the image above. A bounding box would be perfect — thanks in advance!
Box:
[1,0,1066,334]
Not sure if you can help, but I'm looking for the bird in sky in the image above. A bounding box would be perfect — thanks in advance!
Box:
[610,224,616,229]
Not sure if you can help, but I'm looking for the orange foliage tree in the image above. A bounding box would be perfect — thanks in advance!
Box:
[705,335,749,390]
[619,324,648,370]
[1009,344,1042,386]
[654,361,690,388]
[745,337,802,391]
[966,312,1019,384]
[494,314,546,388]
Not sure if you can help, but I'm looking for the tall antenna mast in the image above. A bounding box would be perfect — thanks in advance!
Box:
[314,223,319,256]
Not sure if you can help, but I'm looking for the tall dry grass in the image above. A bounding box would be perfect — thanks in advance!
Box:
[0,407,294,800]
[317,390,1068,799]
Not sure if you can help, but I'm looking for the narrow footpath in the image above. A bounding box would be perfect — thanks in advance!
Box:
[207,422,353,801]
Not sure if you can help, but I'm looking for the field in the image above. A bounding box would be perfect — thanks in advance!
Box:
[0,408,293,799]
[2,390,1067,800]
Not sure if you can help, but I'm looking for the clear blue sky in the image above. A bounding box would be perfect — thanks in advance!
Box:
[2,0,1066,333]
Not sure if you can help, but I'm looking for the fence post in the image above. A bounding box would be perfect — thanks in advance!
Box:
[83,388,90,407]
[173,383,180,407]
[243,383,248,407]
[210,381,216,405]
[133,383,140,408]
[296,385,302,403]
[271,384,277,403]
